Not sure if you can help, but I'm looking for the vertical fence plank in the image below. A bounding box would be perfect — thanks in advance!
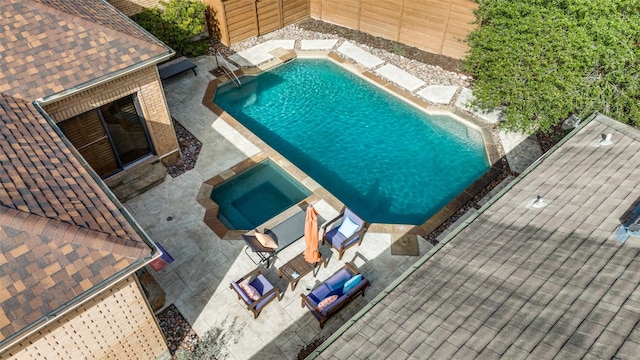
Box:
[359,0,403,42]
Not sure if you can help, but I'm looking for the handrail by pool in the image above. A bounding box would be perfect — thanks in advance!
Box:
[216,50,242,88]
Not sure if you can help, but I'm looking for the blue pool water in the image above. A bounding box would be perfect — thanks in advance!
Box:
[210,159,311,230]
[214,59,489,225]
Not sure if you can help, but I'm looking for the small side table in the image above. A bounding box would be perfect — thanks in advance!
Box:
[278,252,328,290]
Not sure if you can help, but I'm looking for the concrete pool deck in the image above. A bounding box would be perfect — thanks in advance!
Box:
[125,39,542,359]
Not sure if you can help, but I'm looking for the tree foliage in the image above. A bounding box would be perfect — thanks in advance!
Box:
[132,0,207,58]
[463,0,640,133]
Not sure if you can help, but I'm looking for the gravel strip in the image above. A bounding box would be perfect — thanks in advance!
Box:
[167,118,202,178]
[157,305,200,356]
[209,18,471,89]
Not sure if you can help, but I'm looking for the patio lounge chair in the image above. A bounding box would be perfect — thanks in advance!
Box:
[321,208,368,260]
[230,268,281,318]
[300,262,370,328]
[242,208,307,267]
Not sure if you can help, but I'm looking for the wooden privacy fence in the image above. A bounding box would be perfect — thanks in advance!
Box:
[205,0,476,59]
[310,0,477,59]
[204,0,309,46]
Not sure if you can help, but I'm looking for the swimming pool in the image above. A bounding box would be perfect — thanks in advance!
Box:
[214,59,489,225]
[210,159,311,230]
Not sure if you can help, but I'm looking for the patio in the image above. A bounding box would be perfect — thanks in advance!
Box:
[117,25,548,355]
[124,51,437,358]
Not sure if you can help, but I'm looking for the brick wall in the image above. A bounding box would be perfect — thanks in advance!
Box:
[2,275,169,359]
[43,65,179,162]
[108,0,164,16]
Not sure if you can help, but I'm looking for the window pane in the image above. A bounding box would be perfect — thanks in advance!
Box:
[59,111,105,145]
[59,111,119,177]
[100,96,152,166]
[77,138,120,176]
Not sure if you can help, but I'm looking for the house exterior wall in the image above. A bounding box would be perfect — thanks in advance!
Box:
[2,275,168,359]
[43,65,179,166]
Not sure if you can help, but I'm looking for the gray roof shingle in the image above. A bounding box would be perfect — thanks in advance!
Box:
[317,114,640,359]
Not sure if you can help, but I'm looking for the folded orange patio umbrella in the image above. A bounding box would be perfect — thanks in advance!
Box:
[303,205,321,263]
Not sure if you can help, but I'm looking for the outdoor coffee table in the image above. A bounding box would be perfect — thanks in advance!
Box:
[278,252,328,290]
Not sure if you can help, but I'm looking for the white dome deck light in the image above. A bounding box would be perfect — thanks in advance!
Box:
[531,195,547,209]
[599,133,613,146]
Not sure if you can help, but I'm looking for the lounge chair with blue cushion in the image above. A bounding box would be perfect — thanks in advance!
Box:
[300,262,370,328]
[321,207,368,260]
[230,268,281,318]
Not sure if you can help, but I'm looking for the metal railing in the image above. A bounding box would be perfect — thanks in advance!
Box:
[215,51,242,88]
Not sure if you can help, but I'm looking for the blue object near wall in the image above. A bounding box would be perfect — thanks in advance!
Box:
[150,242,174,271]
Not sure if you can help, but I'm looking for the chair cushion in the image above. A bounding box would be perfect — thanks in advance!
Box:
[325,268,353,295]
[342,274,363,293]
[325,228,360,250]
[255,292,277,311]
[337,216,359,238]
[317,295,339,311]
[239,282,260,301]
[255,232,278,249]
[308,283,334,304]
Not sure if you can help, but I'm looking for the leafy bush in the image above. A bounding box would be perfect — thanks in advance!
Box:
[132,0,207,58]
[463,0,640,133]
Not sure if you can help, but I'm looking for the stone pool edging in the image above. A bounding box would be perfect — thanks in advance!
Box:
[199,48,504,244]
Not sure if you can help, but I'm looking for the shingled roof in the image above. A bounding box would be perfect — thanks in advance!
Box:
[0,0,172,101]
[0,93,155,346]
[316,114,640,359]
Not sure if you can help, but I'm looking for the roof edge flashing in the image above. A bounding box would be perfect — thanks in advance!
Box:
[35,51,175,106]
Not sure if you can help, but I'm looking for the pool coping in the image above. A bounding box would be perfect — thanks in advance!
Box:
[198,48,503,242]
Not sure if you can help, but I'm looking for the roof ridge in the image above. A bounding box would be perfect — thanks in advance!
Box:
[0,205,149,258]
[29,0,168,53]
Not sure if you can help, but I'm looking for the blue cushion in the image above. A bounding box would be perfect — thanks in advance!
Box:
[342,274,363,293]
[308,284,334,304]
[325,269,352,291]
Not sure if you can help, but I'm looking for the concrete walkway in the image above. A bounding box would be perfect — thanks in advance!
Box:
[126,39,542,359]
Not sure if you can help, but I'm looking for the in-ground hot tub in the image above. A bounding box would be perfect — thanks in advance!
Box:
[209,159,311,230]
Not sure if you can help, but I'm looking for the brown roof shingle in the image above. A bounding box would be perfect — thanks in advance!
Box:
[0,0,171,101]
[0,93,153,344]
[317,114,640,359]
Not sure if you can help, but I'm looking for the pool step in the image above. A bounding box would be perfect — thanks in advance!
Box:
[269,47,297,64]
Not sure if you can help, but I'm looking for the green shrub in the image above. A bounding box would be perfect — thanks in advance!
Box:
[463,0,640,133]
[132,0,207,58]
